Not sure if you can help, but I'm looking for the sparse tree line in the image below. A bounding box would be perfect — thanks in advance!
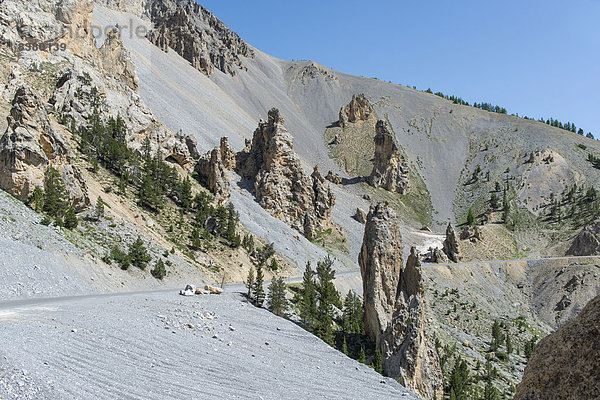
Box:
[420,88,595,139]
[245,256,381,372]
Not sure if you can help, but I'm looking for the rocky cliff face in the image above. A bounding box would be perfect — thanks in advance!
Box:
[368,120,409,194]
[338,93,373,128]
[566,220,600,256]
[514,294,600,400]
[359,202,442,399]
[0,85,89,209]
[236,108,335,239]
[146,0,255,77]
[98,28,140,91]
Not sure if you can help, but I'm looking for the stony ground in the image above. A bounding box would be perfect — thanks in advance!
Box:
[0,289,418,400]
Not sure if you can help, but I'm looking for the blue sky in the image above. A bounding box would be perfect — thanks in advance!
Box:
[200,0,600,136]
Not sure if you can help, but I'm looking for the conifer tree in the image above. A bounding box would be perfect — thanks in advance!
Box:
[30,186,44,212]
[300,261,317,330]
[314,256,340,345]
[151,258,166,280]
[245,266,255,300]
[94,196,105,220]
[341,336,348,356]
[252,264,265,307]
[506,331,513,354]
[267,276,287,317]
[467,208,475,226]
[358,346,366,364]
[372,349,383,374]
[63,206,78,229]
[129,236,152,270]
[43,166,69,222]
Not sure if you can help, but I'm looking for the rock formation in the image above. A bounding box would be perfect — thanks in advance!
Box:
[219,137,236,170]
[325,170,343,185]
[514,295,600,400]
[368,120,409,194]
[235,108,335,239]
[442,223,460,262]
[359,202,442,399]
[0,85,89,209]
[195,147,230,205]
[98,28,140,90]
[359,202,403,348]
[146,0,255,77]
[338,94,373,127]
[566,220,600,256]
[430,247,448,263]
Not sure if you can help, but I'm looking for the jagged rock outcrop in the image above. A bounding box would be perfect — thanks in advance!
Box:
[146,0,255,77]
[359,202,404,348]
[353,207,367,224]
[236,108,335,239]
[368,120,409,194]
[219,137,236,170]
[195,147,230,205]
[566,220,600,256]
[325,170,342,185]
[98,28,140,90]
[514,295,600,400]
[442,223,460,262]
[338,94,373,127]
[0,86,89,209]
[359,203,442,399]
[383,248,443,399]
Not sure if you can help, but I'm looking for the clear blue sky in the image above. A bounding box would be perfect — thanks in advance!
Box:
[200,0,600,135]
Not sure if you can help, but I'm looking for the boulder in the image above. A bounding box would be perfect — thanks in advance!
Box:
[204,284,224,295]
[431,247,448,264]
[368,120,409,194]
[514,295,600,399]
[0,85,89,209]
[353,207,367,224]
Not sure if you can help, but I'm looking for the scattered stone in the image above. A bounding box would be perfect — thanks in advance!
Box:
[195,287,205,295]
[179,284,196,296]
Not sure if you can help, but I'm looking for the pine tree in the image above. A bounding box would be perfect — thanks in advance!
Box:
[179,177,193,211]
[129,236,151,270]
[341,336,348,356]
[467,208,475,226]
[372,349,383,374]
[43,166,69,222]
[30,186,44,212]
[358,346,366,364]
[490,192,499,209]
[490,320,504,351]
[94,196,105,220]
[506,332,513,354]
[252,264,265,307]
[190,228,202,250]
[448,357,470,400]
[267,276,287,317]
[484,380,500,400]
[314,256,340,345]
[245,266,255,300]
[151,258,166,280]
[63,206,78,229]
[300,261,317,330]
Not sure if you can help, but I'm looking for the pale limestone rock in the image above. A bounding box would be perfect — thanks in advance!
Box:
[368,120,409,194]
